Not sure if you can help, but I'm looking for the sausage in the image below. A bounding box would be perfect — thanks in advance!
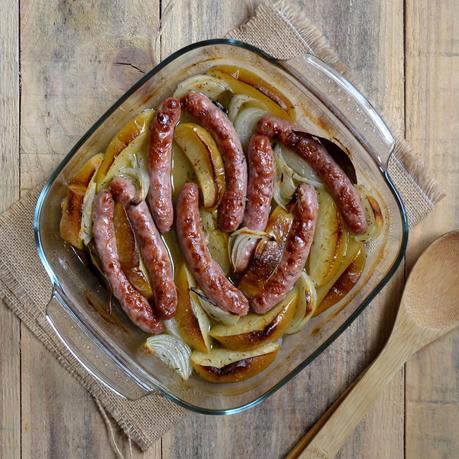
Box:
[110,177,177,319]
[92,189,164,333]
[257,116,366,234]
[234,134,274,273]
[176,182,249,316]
[250,183,318,314]
[180,92,247,233]
[147,97,181,234]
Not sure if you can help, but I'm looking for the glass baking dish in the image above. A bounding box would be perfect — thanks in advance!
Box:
[34,39,408,414]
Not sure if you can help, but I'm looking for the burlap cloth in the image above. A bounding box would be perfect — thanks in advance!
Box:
[0,0,444,452]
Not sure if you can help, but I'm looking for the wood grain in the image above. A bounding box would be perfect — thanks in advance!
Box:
[0,1,21,459]
[160,1,405,458]
[404,1,459,458]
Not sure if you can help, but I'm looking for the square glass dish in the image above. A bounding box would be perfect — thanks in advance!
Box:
[34,39,408,414]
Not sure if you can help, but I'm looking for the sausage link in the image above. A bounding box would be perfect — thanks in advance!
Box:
[176,182,249,316]
[234,134,274,273]
[92,189,164,333]
[110,177,177,319]
[180,92,247,233]
[250,183,318,314]
[147,97,181,234]
[257,116,366,234]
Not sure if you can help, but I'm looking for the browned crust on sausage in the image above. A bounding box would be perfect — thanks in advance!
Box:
[257,116,366,234]
[147,97,181,234]
[234,134,274,273]
[176,182,249,315]
[180,92,247,233]
[110,177,177,319]
[250,184,318,314]
[92,189,164,333]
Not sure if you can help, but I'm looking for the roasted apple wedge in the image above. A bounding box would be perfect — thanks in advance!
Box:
[314,237,365,316]
[174,123,225,208]
[113,201,153,299]
[355,185,384,242]
[207,68,294,121]
[95,110,154,191]
[175,264,212,353]
[191,342,280,383]
[307,189,349,287]
[60,153,103,249]
[210,290,297,351]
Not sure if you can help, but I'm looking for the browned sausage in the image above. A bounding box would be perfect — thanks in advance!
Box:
[147,97,181,234]
[176,182,249,316]
[250,183,318,314]
[92,189,164,333]
[180,92,247,233]
[110,177,177,319]
[257,116,366,234]
[233,134,274,273]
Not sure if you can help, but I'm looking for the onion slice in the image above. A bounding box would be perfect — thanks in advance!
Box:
[190,288,240,326]
[285,272,318,334]
[173,74,231,100]
[145,335,192,380]
[228,228,272,273]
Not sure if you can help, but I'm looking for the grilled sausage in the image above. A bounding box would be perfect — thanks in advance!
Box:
[176,182,249,316]
[147,97,181,234]
[257,116,366,234]
[110,177,177,319]
[233,134,274,273]
[250,183,318,314]
[92,189,164,333]
[180,92,247,233]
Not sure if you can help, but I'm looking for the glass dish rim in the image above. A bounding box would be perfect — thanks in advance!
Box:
[34,38,409,415]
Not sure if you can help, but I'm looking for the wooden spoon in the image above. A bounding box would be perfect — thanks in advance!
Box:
[288,231,459,459]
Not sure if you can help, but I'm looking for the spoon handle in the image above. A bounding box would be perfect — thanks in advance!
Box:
[298,334,415,459]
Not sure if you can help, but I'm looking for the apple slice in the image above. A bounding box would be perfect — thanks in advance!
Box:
[307,189,349,287]
[191,342,280,383]
[238,206,293,297]
[113,201,153,299]
[175,264,212,353]
[95,110,154,191]
[210,290,297,351]
[210,65,296,120]
[207,68,294,121]
[318,248,366,313]
[355,185,384,242]
[314,237,365,316]
[174,123,225,208]
[60,153,104,249]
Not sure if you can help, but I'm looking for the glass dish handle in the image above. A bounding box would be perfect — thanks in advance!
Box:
[46,289,151,400]
[280,54,395,168]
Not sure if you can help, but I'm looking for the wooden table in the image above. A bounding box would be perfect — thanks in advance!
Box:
[1,1,457,457]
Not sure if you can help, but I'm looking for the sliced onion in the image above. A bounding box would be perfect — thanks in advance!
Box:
[190,288,240,326]
[233,106,268,148]
[278,145,322,187]
[228,228,272,272]
[285,272,318,334]
[173,74,231,100]
[273,146,298,209]
[354,185,384,242]
[228,94,253,122]
[163,318,181,339]
[80,178,97,245]
[145,335,192,380]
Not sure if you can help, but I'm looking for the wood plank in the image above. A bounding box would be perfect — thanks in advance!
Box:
[0,0,21,458]
[404,1,459,457]
[19,1,160,457]
[160,1,405,458]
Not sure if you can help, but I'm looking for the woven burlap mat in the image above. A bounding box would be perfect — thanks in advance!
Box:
[0,0,444,452]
